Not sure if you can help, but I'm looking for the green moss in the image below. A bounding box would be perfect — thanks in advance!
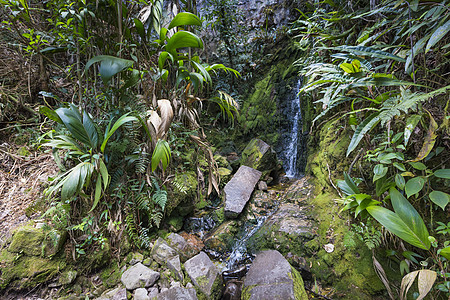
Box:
[304,117,387,298]
[8,225,45,256]
[0,250,65,290]
[289,267,308,300]
[168,171,198,216]
[168,216,184,232]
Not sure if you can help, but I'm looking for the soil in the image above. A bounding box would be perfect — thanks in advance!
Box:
[0,141,58,246]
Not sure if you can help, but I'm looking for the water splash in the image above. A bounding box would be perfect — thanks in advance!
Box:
[283,78,302,178]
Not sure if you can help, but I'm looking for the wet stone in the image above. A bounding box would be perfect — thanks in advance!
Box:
[121,263,160,290]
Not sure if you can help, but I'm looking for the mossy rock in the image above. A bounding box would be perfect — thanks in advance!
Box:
[304,119,387,298]
[168,216,184,232]
[168,171,198,216]
[241,138,278,177]
[203,220,238,253]
[0,249,65,290]
[8,224,66,257]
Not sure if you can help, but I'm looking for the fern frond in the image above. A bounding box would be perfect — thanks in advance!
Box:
[152,189,167,211]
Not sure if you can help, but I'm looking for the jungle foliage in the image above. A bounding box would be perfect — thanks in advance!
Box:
[293,0,450,297]
[0,0,239,258]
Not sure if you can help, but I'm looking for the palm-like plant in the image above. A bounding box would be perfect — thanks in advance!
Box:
[41,104,137,211]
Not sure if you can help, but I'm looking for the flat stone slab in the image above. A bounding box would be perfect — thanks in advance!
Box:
[184,252,221,299]
[157,287,198,300]
[224,166,262,218]
[121,263,160,290]
[243,250,307,300]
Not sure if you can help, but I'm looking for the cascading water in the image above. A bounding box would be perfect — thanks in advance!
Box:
[282,78,303,178]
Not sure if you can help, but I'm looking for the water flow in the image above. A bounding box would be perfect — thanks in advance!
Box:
[224,216,268,271]
[283,78,303,178]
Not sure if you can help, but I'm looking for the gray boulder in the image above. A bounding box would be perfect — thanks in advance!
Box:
[134,288,149,300]
[241,138,278,177]
[151,237,178,265]
[224,166,262,218]
[184,252,222,299]
[121,263,160,290]
[167,255,184,282]
[157,287,198,300]
[166,233,199,262]
[242,250,307,300]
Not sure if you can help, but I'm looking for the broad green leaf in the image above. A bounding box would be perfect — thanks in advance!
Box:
[367,205,430,250]
[408,162,426,170]
[439,246,450,260]
[39,106,62,123]
[158,51,173,71]
[55,106,90,146]
[82,110,99,149]
[395,173,405,190]
[425,19,450,53]
[133,18,146,41]
[98,159,109,190]
[168,12,202,30]
[434,169,450,179]
[101,113,137,153]
[90,173,102,213]
[429,191,450,210]
[373,164,388,182]
[376,175,395,197]
[393,162,406,171]
[405,177,425,198]
[85,55,134,83]
[166,31,203,55]
[121,69,141,90]
[344,172,360,194]
[404,115,421,146]
[151,139,171,172]
[347,112,380,156]
[390,187,430,250]
[192,61,212,85]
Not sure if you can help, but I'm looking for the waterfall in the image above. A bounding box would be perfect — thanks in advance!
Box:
[282,78,303,178]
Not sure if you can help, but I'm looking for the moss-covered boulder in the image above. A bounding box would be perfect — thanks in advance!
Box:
[241,138,278,178]
[184,251,222,300]
[8,224,66,257]
[168,171,198,217]
[0,248,65,290]
[242,250,307,300]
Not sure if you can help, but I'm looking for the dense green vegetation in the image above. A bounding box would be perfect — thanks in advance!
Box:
[292,0,450,297]
[0,0,449,298]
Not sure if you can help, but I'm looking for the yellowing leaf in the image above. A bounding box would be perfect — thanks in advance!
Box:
[412,110,437,162]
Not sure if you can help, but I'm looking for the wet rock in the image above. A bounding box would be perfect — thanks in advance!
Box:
[166,233,199,262]
[180,232,204,253]
[224,166,262,218]
[157,286,198,300]
[242,250,307,300]
[151,237,178,265]
[134,288,149,300]
[247,202,314,257]
[222,280,242,300]
[241,139,278,177]
[222,265,247,281]
[121,263,160,290]
[203,220,238,253]
[184,252,222,299]
[166,255,183,282]
[258,181,268,191]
